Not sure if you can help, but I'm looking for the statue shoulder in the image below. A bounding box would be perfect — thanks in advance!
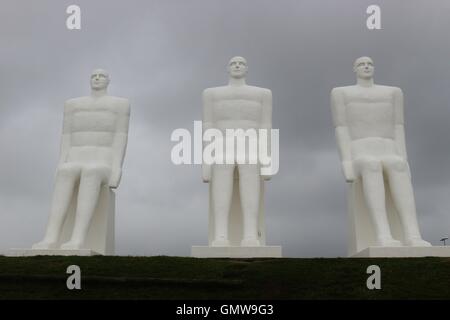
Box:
[391,86,403,95]
[203,86,227,101]
[260,88,272,101]
[388,87,403,101]
[65,96,88,105]
[109,96,130,114]
[255,86,271,95]
[203,86,222,96]
[331,86,351,98]
[245,85,267,92]
[332,85,354,93]
[109,96,129,105]
[64,96,88,110]
[375,85,402,94]
[243,85,271,99]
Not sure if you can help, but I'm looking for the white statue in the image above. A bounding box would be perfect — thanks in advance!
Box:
[32,69,130,252]
[331,57,430,252]
[202,56,273,247]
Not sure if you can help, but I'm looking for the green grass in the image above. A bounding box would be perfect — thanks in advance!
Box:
[0,256,449,299]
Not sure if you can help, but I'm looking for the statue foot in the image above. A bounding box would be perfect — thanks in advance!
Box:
[211,239,230,247]
[60,241,83,250]
[405,238,431,247]
[32,241,58,250]
[241,239,261,247]
[376,237,402,247]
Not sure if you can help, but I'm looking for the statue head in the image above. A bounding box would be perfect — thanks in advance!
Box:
[227,56,248,79]
[90,69,110,91]
[353,56,374,80]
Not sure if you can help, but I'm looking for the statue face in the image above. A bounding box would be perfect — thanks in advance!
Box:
[90,69,110,90]
[227,56,248,79]
[353,57,374,80]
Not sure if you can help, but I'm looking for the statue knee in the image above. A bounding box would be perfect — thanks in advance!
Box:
[358,159,382,173]
[238,167,259,179]
[82,166,110,180]
[81,167,102,180]
[57,164,79,179]
[385,158,408,172]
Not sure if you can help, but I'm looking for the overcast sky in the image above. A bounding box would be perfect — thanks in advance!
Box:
[1,0,450,257]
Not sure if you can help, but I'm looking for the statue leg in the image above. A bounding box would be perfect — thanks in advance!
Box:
[211,164,234,246]
[61,166,109,250]
[238,164,261,246]
[383,157,431,246]
[354,157,401,247]
[33,164,80,249]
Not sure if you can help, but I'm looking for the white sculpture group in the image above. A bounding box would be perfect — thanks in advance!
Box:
[7,55,446,258]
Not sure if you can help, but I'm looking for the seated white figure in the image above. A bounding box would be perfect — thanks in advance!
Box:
[33,69,130,252]
[202,56,273,247]
[331,57,430,252]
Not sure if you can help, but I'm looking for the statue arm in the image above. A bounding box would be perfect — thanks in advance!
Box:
[261,89,273,180]
[331,88,355,182]
[109,101,131,188]
[394,88,408,161]
[58,102,72,167]
[202,89,213,183]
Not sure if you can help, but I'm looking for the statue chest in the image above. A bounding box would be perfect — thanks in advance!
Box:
[212,99,262,121]
[346,101,395,139]
[71,108,117,132]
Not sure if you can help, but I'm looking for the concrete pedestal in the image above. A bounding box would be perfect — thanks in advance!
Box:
[7,249,100,256]
[191,246,282,258]
[352,246,450,258]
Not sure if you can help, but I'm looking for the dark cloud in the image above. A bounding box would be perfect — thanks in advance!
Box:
[1,0,450,256]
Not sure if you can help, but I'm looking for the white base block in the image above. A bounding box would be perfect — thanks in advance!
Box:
[6,249,100,257]
[352,246,450,258]
[191,246,282,258]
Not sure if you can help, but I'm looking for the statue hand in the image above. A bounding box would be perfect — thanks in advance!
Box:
[109,169,122,188]
[261,171,272,181]
[202,164,211,183]
[260,162,274,181]
[342,161,355,183]
[406,161,412,179]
